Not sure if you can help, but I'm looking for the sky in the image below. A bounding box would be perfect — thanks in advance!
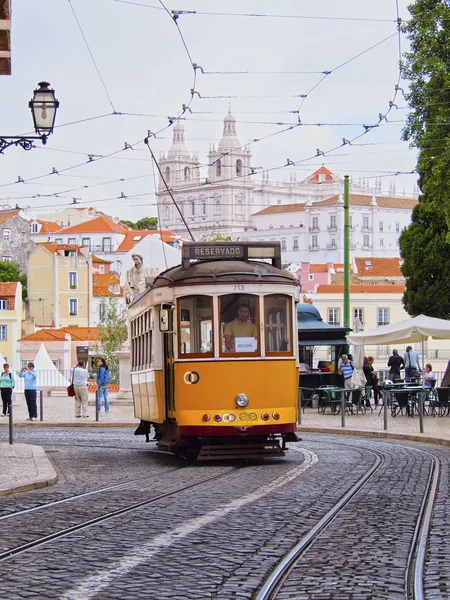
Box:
[0,0,417,222]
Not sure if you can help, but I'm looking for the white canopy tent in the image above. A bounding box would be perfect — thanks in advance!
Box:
[346,314,450,346]
[350,317,366,388]
[15,344,70,390]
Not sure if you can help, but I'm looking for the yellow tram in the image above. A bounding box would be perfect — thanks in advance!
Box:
[129,241,301,459]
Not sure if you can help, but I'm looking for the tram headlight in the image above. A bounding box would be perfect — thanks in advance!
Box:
[235,393,249,407]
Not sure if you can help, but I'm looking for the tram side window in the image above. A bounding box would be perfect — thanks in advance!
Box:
[131,309,152,370]
[178,296,213,357]
[265,295,292,354]
[220,294,259,354]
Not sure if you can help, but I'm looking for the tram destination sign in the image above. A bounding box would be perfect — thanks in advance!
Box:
[190,245,243,259]
[182,241,281,269]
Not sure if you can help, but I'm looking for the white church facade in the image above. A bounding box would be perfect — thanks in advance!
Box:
[157,113,418,262]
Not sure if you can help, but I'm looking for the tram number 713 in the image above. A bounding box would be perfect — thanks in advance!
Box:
[233,284,244,291]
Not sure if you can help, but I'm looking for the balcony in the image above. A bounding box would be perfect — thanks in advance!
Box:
[309,226,320,232]
[361,227,372,233]
[326,243,337,249]
[308,245,320,251]
[85,244,113,253]
[327,225,337,232]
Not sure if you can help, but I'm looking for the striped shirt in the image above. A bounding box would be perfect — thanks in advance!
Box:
[339,360,354,379]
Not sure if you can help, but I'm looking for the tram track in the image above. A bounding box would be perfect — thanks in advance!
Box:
[254,444,441,600]
[0,461,186,522]
[406,450,440,600]
[0,461,244,562]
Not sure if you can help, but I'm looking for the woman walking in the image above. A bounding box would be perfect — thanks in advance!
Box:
[19,362,37,420]
[96,358,110,413]
[0,363,15,417]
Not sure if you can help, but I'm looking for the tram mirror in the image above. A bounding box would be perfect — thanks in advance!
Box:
[159,309,169,332]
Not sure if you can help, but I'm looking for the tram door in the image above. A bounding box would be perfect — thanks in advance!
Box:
[161,304,175,419]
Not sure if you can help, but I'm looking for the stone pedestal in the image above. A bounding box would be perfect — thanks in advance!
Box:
[113,344,133,400]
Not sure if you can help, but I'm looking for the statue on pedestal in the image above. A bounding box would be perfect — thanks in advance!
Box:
[124,254,158,305]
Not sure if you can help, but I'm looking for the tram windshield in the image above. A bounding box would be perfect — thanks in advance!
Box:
[265,295,292,354]
[178,296,213,357]
[220,294,259,355]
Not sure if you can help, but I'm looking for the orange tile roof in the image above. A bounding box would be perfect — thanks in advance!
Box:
[38,242,85,257]
[354,257,404,278]
[252,194,418,216]
[316,284,405,294]
[0,282,18,310]
[253,204,305,216]
[20,327,100,342]
[116,229,180,252]
[308,264,328,273]
[92,254,113,264]
[0,209,20,225]
[302,166,339,183]
[0,282,18,296]
[93,272,122,297]
[35,220,62,233]
[57,215,130,234]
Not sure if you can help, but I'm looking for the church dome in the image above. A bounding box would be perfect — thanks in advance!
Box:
[218,110,242,151]
[168,122,191,159]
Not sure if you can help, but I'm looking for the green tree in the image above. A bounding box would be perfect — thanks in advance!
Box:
[96,297,128,384]
[201,233,231,242]
[400,202,450,317]
[120,220,136,229]
[135,217,158,230]
[399,0,450,316]
[0,260,27,300]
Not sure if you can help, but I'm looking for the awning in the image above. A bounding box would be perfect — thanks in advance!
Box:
[298,339,347,346]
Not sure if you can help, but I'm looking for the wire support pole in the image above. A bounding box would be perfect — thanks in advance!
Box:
[144,138,195,241]
[343,175,350,336]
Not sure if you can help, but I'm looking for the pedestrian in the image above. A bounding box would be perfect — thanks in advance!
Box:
[367,356,379,406]
[404,345,422,382]
[19,361,37,421]
[423,364,435,388]
[96,358,110,413]
[0,363,15,417]
[387,349,405,382]
[72,360,90,418]
[338,354,354,389]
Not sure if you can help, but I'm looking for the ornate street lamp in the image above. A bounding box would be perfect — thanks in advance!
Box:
[0,81,59,154]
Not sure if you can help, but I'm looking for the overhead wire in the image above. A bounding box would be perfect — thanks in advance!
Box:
[2,1,412,217]
[67,0,117,113]
[112,1,395,23]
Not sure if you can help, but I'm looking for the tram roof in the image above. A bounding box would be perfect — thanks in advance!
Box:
[152,258,299,288]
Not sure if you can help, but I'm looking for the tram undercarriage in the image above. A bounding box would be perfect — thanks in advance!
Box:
[134,420,300,460]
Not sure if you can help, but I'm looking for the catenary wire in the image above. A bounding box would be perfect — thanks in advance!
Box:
[67,0,117,113]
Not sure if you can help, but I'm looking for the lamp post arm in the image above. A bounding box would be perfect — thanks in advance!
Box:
[0,135,47,154]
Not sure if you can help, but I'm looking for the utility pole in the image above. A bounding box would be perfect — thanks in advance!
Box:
[343,175,350,345]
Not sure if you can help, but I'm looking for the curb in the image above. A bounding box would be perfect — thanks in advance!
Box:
[296,426,450,447]
[0,444,58,497]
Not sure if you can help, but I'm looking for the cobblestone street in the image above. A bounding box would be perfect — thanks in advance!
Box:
[0,429,449,599]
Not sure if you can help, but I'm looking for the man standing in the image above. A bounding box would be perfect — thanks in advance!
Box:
[72,360,90,418]
[338,354,354,389]
[404,346,422,381]
[19,362,37,421]
[224,305,257,352]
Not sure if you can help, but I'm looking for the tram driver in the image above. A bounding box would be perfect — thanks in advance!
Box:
[224,304,258,352]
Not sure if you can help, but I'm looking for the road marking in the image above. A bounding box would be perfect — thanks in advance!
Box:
[62,448,318,600]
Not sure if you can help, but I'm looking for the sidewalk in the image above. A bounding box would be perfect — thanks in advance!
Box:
[0,443,58,496]
[2,397,450,497]
[0,391,138,427]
